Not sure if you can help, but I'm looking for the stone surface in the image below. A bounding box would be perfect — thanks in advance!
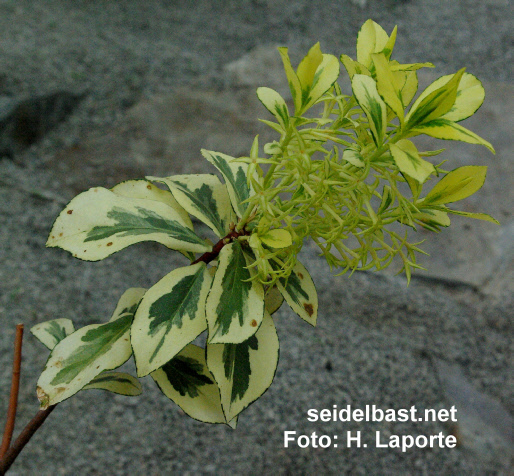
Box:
[0,91,83,159]
[435,359,513,468]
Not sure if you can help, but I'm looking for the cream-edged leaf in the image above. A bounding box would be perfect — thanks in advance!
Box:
[256,87,290,130]
[276,260,318,326]
[301,53,340,112]
[265,286,284,315]
[36,288,144,409]
[206,312,279,422]
[132,263,212,377]
[412,209,451,231]
[394,70,418,107]
[351,74,387,146]
[406,69,465,127]
[409,118,495,153]
[423,166,488,205]
[152,344,226,424]
[47,187,209,261]
[435,73,485,122]
[31,319,75,350]
[278,46,303,113]
[356,19,390,69]
[390,139,435,183]
[389,61,434,72]
[206,241,264,344]
[201,150,254,218]
[342,148,365,168]
[148,174,236,238]
[260,229,292,249]
[296,42,323,90]
[83,371,142,396]
[340,54,371,80]
[371,52,404,124]
[111,180,192,227]
[443,209,499,224]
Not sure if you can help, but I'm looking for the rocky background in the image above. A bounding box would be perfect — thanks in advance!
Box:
[0,1,512,474]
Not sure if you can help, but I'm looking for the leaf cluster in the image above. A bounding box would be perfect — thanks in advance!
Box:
[33,19,497,426]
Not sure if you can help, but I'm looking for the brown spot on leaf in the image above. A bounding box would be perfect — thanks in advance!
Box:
[56,387,67,394]
[146,184,152,190]
[107,242,113,246]
[59,232,63,237]
[303,303,314,317]
[51,235,55,239]
[67,209,73,214]
[250,319,258,327]
[298,272,304,279]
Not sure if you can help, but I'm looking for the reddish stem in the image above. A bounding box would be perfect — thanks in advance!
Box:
[0,325,24,459]
[0,406,56,475]
[192,228,249,265]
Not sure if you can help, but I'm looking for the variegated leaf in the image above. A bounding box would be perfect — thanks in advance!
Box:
[390,139,435,183]
[394,70,418,107]
[265,286,284,315]
[47,187,209,261]
[83,371,142,396]
[340,54,371,80]
[409,118,495,153]
[201,150,253,218]
[443,209,499,224]
[276,260,318,326]
[152,344,226,424]
[301,53,340,113]
[389,61,434,72]
[356,19,391,69]
[260,229,292,249]
[405,69,465,128]
[278,46,303,113]
[110,287,147,322]
[206,240,264,344]
[408,72,484,123]
[412,209,451,231]
[206,312,279,422]
[132,262,212,377]
[148,174,235,238]
[371,53,404,124]
[31,319,75,350]
[111,180,192,227]
[36,288,145,409]
[342,148,365,168]
[296,42,324,90]
[351,74,387,146]
[441,73,485,122]
[423,166,488,205]
[256,87,289,130]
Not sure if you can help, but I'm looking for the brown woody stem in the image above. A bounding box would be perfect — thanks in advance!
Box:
[0,324,24,459]
[192,227,250,265]
[0,406,56,475]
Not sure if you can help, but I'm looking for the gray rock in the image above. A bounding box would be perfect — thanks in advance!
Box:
[434,359,513,471]
[0,91,84,159]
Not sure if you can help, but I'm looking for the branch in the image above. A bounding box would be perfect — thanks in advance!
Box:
[192,227,249,266]
[0,324,24,459]
[0,406,56,475]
